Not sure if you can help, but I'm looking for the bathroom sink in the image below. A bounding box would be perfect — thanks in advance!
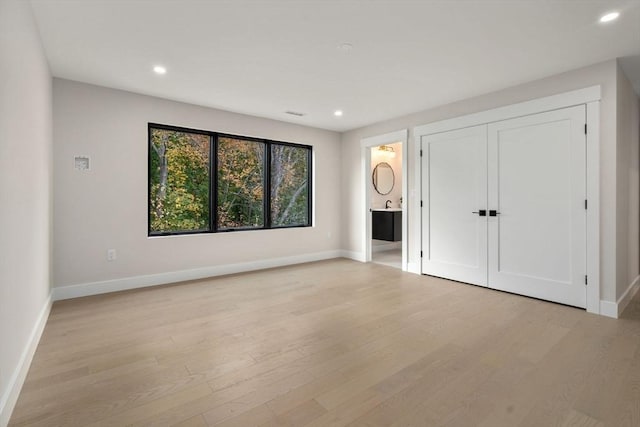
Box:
[371,208,402,212]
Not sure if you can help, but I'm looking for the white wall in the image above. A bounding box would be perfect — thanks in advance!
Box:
[616,64,640,301]
[341,59,620,302]
[53,79,341,292]
[0,0,52,424]
[370,142,402,209]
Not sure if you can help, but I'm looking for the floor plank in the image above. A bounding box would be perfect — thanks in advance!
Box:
[9,259,640,426]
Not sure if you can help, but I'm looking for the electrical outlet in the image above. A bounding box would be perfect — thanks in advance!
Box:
[327,231,331,239]
[107,249,117,261]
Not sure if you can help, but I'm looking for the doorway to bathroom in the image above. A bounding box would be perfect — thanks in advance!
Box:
[360,130,408,271]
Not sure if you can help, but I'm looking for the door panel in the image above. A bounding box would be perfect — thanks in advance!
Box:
[487,105,586,308]
[422,125,487,286]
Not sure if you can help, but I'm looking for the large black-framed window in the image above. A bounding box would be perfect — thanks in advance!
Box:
[148,123,312,236]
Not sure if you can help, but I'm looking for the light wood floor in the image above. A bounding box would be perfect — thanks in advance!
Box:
[9,259,640,426]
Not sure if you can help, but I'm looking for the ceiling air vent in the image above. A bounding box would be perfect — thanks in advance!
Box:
[285,111,306,117]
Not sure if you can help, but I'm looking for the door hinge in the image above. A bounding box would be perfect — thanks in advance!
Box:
[585,199,587,210]
[420,200,423,207]
[420,149,423,157]
[420,251,423,258]
[585,275,588,285]
[584,124,587,134]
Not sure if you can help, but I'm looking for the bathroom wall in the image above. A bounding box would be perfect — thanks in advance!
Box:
[370,142,403,209]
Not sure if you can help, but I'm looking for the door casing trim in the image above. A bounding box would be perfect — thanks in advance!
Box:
[360,129,409,271]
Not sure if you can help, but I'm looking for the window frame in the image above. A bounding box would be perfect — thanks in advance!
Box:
[148,123,312,237]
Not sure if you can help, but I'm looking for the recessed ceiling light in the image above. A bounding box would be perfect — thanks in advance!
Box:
[599,11,620,23]
[153,65,167,75]
[334,110,343,117]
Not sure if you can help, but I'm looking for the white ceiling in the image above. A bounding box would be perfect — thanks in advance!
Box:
[30,0,640,132]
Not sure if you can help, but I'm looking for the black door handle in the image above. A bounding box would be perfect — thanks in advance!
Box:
[472,210,486,216]
[489,210,500,216]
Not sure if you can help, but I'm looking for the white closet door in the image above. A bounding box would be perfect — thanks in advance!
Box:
[487,105,586,308]
[422,125,488,286]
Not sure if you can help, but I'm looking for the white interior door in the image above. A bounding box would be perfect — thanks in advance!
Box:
[487,105,586,308]
[422,125,488,286]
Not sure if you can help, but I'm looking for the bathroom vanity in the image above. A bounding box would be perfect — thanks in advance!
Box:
[372,209,402,241]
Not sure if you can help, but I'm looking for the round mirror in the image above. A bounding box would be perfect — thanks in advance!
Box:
[372,162,395,195]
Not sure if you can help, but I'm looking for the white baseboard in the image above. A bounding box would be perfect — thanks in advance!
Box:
[599,300,618,318]
[0,293,52,427]
[340,250,366,263]
[53,250,344,301]
[598,275,640,319]
[617,275,640,317]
